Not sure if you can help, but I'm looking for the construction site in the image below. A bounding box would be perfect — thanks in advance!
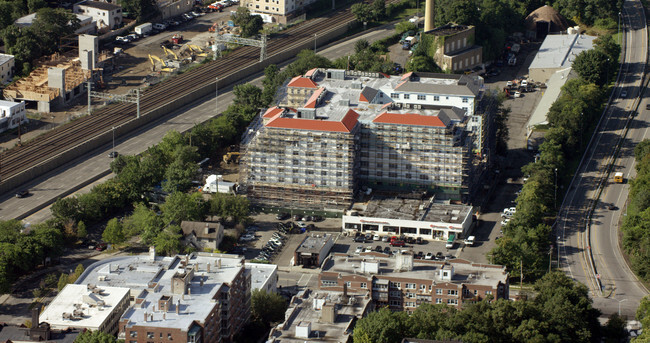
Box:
[3,35,109,113]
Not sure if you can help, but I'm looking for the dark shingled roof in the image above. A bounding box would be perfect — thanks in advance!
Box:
[78,1,121,11]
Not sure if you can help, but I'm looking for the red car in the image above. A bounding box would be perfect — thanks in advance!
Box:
[95,243,107,251]
[390,240,405,247]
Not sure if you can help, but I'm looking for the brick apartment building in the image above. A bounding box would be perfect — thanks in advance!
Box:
[318,252,509,312]
[71,249,251,343]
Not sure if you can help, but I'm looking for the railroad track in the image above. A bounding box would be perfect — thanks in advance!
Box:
[0,6,360,188]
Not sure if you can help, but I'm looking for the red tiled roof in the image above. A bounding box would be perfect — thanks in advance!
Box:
[304,87,325,108]
[262,106,284,118]
[304,68,318,77]
[373,112,446,127]
[359,93,369,103]
[287,76,319,88]
[400,72,413,81]
[266,109,359,133]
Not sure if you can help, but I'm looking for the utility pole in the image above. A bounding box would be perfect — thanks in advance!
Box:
[87,81,92,115]
[520,259,523,292]
[112,126,115,155]
[215,77,219,114]
[549,245,552,273]
[557,236,561,269]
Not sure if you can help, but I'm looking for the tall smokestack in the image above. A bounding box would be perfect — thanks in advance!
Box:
[424,0,434,31]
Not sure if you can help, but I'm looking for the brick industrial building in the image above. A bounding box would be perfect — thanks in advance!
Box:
[241,69,490,212]
[319,252,509,312]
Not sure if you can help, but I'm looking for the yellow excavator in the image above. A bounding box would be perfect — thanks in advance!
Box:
[148,54,175,73]
[223,152,241,164]
[162,46,179,60]
[188,44,208,57]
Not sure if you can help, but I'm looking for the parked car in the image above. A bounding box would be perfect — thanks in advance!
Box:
[364,246,373,253]
[416,237,424,244]
[365,233,373,241]
[415,251,424,259]
[302,216,312,222]
[382,236,389,242]
[296,221,307,228]
[389,240,405,247]
[424,252,433,260]
[312,215,323,222]
[115,36,129,44]
[355,246,363,254]
[375,245,383,252]
[276,212,290,220]
[373,234,381,241]
[383,246,392,255]
[354,236,366,243]
[95,243,107,251]
[406,237,416,244]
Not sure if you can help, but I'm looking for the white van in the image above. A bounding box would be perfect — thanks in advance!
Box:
[464,236,475,246]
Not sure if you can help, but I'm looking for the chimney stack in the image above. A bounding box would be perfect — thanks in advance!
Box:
[205,224,210,235]
[176,300,180,314]
[144,312,148,322]
[424,0,434,31]
[31,304,40,328]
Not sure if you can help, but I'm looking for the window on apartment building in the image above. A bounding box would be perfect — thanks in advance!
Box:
[292,159,299,165]
[260,167,267,172]
[433,95,440,101]
[420,228,431,235]
[278,177,284,182]
[405,283,416,289]
[419,174,429,180]
[306,152,314,157]
[278,168,285,173]
[376,171,383,177]
[168,334,173,340]
[160,333,163,339]
[130,332,137,338]
[389,153,398,159]
[389,172,397,177]
[447,299,458,305]
[337,162,343,168]
[390,300,402,306]
[293,151,299,155]
[321,161,327,167]
[417,94,426,101]
[265,6,269,9]
[360,282,367,288]
[256,4,259,7]
[322,280,337,287]
[390,282,401,288]
[306,161,314,166]
[447,290,458,296]
[391,93,398,98]
[336,181,343,186]
[321,171,327,176]
[260,176,266,181]
[462,97,468,103]
[376,153,383,158]
[292,169,299,174]
[260,157,267,163]
[389,163,397,169]
[377,163,383,168]
[420,284,426,290]
[403,94,410,100]
[336,172,343,177]
[436,298,443,304]
[485,290,493,295]
[306,170,314,175]
[345,281,351,287]
[405,173,411,179]
[473,290,478,295]
[436,289,443,295]
[293,178,299,184]
[147,333,154,339]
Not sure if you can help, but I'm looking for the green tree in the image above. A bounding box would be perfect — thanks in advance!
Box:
[118,0,159,21]
[353,307,408,343]
[57,273,69,291]
[77,221,88,239]
[123,203,164,244]
[154,225,183,255]
[160,192,205,225]
[371,0,385,20]
[231,7,263,37]
[406,55,436,72]
[30,8,80,55]
[250,289,288,324]
[209,193,250,223]
[27,0,47,13]
[573,49,611,86]
[75,329,123,343]
[51,197,82,223]
[354,39,370,54]
[351,3,374,24]
[395,21,417,34]
[102,218,125,245]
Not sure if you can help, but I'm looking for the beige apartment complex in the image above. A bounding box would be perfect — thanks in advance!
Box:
[241,69,488,211]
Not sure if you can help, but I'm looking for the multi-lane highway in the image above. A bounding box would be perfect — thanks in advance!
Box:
[558,0,649,317]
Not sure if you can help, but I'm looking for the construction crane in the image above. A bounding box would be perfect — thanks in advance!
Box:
[148,54,175,72]
[162,46,179,60]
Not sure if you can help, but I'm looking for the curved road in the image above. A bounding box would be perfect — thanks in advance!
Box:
[558,0,649,318]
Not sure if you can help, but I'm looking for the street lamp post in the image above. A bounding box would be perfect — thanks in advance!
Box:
[215,77,219,114]
[557,235,561,268]
[618,298,627,316]
[554,168,558,209]
[112,126,115,155]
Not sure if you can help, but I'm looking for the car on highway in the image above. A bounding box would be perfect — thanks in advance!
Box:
[608,205,618,210]
[646,103,650,110]
[15,190,30,198]
[621,90,628,98]
[108,151,119,158]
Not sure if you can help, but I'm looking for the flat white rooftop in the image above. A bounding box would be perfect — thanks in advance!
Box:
[529,33,596,70]
[76,253,244,332]
[40,284,130,331]
[245,262,277,291]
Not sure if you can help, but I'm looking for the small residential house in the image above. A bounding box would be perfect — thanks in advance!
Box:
[180,221,224,251]
[73,1,123,30]
[0,54,14,85]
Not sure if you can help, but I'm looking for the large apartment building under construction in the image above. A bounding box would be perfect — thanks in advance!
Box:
[241,69,487,212]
